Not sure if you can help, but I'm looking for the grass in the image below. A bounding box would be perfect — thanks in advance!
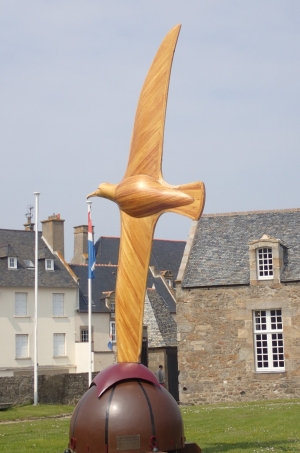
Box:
[182,399,300,452]
[0,400,299,452]
[0,405,74,453]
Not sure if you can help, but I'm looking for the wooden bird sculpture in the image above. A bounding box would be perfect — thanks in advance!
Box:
[87,24,205,363]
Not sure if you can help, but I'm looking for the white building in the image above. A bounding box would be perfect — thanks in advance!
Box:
[0,215,79,377]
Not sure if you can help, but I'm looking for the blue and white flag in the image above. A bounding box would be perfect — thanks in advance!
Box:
[88,205,96,280]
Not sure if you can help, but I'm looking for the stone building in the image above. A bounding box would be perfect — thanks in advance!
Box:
[176,209,300,404]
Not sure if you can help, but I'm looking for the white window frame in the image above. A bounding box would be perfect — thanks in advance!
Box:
[253,309,285,372]
[257,247,274,280]
[80,327,89,342]
[15,292,27,317]
[45,259,54,271]
[8,257,17,269]
[53,333,66,357]
[16,334,29,358]
[52,293,64,317]
[110,321,116,343]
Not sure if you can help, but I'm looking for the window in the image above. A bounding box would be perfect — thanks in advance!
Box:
[110,301,115,319]
[257,248,273,279]
[16,334,29,358]
[45,259,54,271]
[8,257,17,269]
[80,327,89,342]
[15,292,27,316]
[24,259,34,269]
[253,309,285,371]
[53,333,65,356]
[53,293,64,316]
[110,321,116,343]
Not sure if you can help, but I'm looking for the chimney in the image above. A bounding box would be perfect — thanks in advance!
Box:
[24,206,34,231]
[71,225,91,265]
[41,214,65,257]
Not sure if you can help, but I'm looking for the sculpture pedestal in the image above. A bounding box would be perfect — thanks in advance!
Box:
[66,363,201,453]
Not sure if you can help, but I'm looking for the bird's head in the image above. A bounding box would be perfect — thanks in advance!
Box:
[87,182,117,202]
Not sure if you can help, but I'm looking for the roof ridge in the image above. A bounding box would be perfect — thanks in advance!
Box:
[99,235,186,243]
[153,238,186,243]
[202,208,300,218]
[69,263,118,268]
[0,228,39,233]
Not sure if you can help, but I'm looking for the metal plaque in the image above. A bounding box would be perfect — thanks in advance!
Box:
[116,435,141,450]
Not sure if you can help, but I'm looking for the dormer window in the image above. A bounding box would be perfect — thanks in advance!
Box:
[8,257,17,269]
[24,260,35,269]
[249,234,283,285]
[257,247,273,280]
[45,259,54,271]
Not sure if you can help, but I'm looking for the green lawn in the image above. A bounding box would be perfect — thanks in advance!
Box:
[0,405,74,453]
[182,399,300,452]
[0,400,299,452]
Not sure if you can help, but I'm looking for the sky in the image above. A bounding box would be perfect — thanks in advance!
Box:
[1,1,300,261]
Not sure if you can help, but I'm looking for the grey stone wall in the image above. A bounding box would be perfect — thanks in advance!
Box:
[0,372,97,406]
[176,282,300,404]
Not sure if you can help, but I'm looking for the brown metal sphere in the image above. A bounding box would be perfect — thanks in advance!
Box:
[68,363,184,453]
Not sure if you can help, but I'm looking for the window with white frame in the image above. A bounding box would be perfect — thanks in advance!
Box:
[110,321,116,343]
[45,259,54,271]
[52,293,64,316]
[257,248,273,279]
[80,327,89,342]
[253,309,285,371]
[53,333,65,356]
[15,292,27,316]
[8,257,17,269]
[16,334,29,358]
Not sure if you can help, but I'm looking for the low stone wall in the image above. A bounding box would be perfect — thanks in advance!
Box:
[0,372,97,406]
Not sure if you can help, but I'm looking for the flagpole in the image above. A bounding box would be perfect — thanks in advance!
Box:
[33,192,40,405]
[87,200,94,386]
[88,275,92,386]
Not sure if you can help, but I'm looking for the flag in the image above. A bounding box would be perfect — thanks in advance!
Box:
[88,204,96,280]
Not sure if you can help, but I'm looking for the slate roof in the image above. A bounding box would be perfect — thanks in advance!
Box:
[147,270,176,314]
[72,236,185,314]
[70,263,176,314]
[182,209,300,288]
[69,264,115,313]
[0,229,77,288]
[144,288,177,348]
[95,237,186,280]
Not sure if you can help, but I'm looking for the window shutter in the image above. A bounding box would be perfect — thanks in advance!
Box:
[53,333,65,356]
[16,334,28,358]
[53,293,64,316]
[15,293,27,316]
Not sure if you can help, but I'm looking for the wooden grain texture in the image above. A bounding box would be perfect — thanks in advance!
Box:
[87,24,206,362]
[124,24,181,180]
[116,212,159,362]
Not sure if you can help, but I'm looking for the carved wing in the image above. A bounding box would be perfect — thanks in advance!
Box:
[124,24,181,180]
[115,211,159,362]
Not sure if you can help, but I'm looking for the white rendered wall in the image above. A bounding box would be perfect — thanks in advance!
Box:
[0,286,78,375]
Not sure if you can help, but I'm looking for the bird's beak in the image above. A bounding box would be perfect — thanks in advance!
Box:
[87,188,102,199]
